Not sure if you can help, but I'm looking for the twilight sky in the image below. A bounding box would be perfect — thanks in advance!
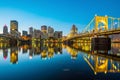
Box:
[0,0,119,35]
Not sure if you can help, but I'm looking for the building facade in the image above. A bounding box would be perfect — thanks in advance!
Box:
[3,25,8,34]
[70,24,78,34]
[41,33,48,39]
[48,26,54,38]
[10,20,19,37]
[29,27,33,37]
[41,25,47,33]
[22,31,28,36]
[33,29,42,39]
[10,20,18,33]
[68,24,78,37]
[54,31,62,39]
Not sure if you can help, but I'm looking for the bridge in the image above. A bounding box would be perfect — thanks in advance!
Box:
[63,15,120,42]
[0,34,22,45]
[64,44,120,74]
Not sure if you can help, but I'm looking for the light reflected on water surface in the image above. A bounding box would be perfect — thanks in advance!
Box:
[0,42,119,80]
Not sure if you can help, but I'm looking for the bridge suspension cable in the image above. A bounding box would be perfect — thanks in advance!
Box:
[83,17,95,33]
[81,15,120,34]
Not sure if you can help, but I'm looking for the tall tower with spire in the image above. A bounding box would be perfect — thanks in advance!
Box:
[70,24,78,33]
[67,24,78,37]
[3,24,8,34]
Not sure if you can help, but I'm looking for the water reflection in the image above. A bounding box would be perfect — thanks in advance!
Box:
[0,42,120,75]
[3,48,8,59]
[84,54,120,75]
[21,43,62,60]
[10,47,18,64]
[64,43,120,75]
[0,43,63,64]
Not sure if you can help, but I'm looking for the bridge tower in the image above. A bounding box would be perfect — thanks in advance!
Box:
[95,15,108,32]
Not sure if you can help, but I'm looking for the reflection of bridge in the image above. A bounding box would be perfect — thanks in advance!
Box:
[64,44,120,75]
[84,54,120,75]
[65,43,120,61]
[63,15,120,42]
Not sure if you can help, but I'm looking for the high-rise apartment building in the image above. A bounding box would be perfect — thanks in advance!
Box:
[3,24,8,34]
[29,27,33,37]
[10,20,18,34]
[48,26,54,38]
[41,25,47,33]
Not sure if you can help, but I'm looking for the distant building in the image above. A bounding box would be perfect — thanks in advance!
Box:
[111,34,120,42]
[68,24,78,37]
[10,20,18,33]
[70,24,78,34]
[3,25,8,34]
[54,31,62,39]
[41,33,48,39]
[33,29,42,38]
[22,31,28,36]
[18,32,21,38]
[41,25,47,33]
[10,20,19,37]
[48,26,54,38]
[29,27,33,37]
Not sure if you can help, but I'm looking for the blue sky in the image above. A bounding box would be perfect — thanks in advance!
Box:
[0,0,120,35]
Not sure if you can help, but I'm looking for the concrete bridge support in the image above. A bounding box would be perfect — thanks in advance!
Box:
[91,37,111,51]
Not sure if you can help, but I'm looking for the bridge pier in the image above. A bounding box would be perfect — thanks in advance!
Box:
[91,37,111,51]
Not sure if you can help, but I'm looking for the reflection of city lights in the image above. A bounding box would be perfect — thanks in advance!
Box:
[104,71,107,74]
[41,57,47,60]
[48,53,54,58]
[10,52,18,64]
[41,51,47,60]
[4,56,7,60]
[58,52,60,54]
[71,57,76,59]
[29,56,32,59]
[94,72,97,75]
[16,62,18,64]
[114,22,117,25]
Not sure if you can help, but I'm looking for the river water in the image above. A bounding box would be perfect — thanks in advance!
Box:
[0,43,120,80]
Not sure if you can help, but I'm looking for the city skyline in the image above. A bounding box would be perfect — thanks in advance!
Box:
[0,0,120,35]
[0,0,120,80]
